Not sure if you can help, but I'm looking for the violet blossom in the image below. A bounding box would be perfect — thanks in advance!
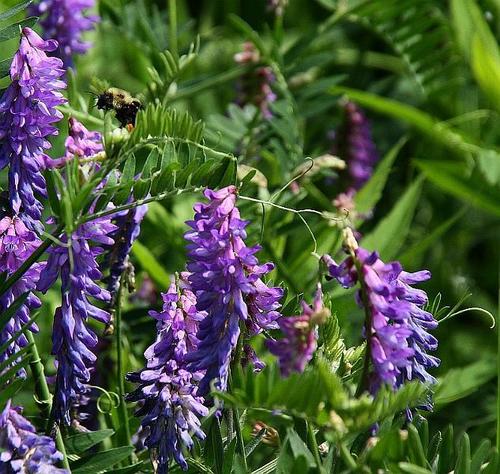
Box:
[37,213,117,425]
[185,186,283,395]
[267,284,329,376]
[0,216,44,379]
[323,242,440,398]
[234,42,277,119]
[0,28,66,230]
[127,275,208,473]
[29,0,99,67]
[0,400,68,473]
[331,101,379,192]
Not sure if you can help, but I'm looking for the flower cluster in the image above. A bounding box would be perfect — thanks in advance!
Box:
[0,400,68,473]
[48,117,103,170]
[324,243,439,396]
[127,275,208,473]
[331,101,379,192]
[185,186,283,395]
[29,0,99,67]
[0,27,66,230]
[37,214,116,424]
[267,284,329,376]
[0,216,44,379]
[234,42,277,119]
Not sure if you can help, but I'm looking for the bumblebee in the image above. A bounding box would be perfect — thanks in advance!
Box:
[96,88,142,128]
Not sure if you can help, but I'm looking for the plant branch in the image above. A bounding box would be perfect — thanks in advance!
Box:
[26,331,71,471]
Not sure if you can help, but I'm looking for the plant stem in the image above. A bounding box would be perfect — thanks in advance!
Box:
[0,224,64,299]
[339,441,357,471]
[26,331,71,472]
[233,407,248,471]
[114,276,132,451]
[168,0,178,58]
[306,421,324,473]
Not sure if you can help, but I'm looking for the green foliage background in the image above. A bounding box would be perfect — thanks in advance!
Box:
[0,0,499,472]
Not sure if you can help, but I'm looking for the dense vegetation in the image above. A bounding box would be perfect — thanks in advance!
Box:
[0,0,499,473]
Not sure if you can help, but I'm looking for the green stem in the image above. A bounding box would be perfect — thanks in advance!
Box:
[339,441,357,471]
[168,0,178,58]
[306,421,323,473]
[233,407,248,471]
[26,331,71,472]
[114,276,132,451]
[0,224,64,299]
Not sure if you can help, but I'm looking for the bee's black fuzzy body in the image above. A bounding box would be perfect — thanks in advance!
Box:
[96,88,142,128]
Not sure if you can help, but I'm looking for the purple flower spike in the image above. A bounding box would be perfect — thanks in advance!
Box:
[332,101,379,192]
[267,284,329,376]
[30,0,99,67]
[234,42,277,119]
[0,216,44,379]
[326,248,440,399]
[48,117,103,170]
[185,186,283,395]
[37,214,117,425]
[127,275,208,473]
[0,27,66,230]
[0,400,68,473]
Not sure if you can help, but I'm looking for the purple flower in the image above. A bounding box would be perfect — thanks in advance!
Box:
[267,284,329,376]
[0,216,44,379]
[324,247,440,397]
[185,186,283,395]
[47,117,103,169]
[127,275,208,473]
[37,214,117,425]
[105,204,147,300]
[234,42,277,119]
[29,0,99,67]
[331,101,378,192]
[0,28,66,230]
[0,400,68,473]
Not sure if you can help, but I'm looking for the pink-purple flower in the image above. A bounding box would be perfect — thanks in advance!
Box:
[0,400,68,473]
[127,275,208,473]
[185,186,283,395]
[30,0,99,67]
[0,27,66,230]
[267,284,329,376]
[0,216,44,379]
[324,247,440,398]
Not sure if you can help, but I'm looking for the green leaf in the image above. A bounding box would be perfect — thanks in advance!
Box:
[131,241,170,290]
[470,439,491,474]
[104,462,145,474]
[0,292,29,333]
[454,433,471,474]
[0,57,11,77]
[286,428,316,467]
[415,160,500,216]
[355,136,407,215]
[65,429,115,454]
[330,86,499,162]
[397,463,432,474]
[0,17,37,42]
[0,1,33,22]
[71,447,134,473]
[361,177,423,260]
[205,417,224,474]
[0,378,24,405]
[222,438,237,474]
[434,358,496,406]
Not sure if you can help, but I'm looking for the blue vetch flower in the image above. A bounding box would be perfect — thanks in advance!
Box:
[267,284,329,376]
[29,0,99,68]
[37,214,117,424]
[0,28,66,230]
[324,245,440,401]
[0,216,44,379]
[185,186,283,395]
[0,399,68,472]
[127,275,208,473]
